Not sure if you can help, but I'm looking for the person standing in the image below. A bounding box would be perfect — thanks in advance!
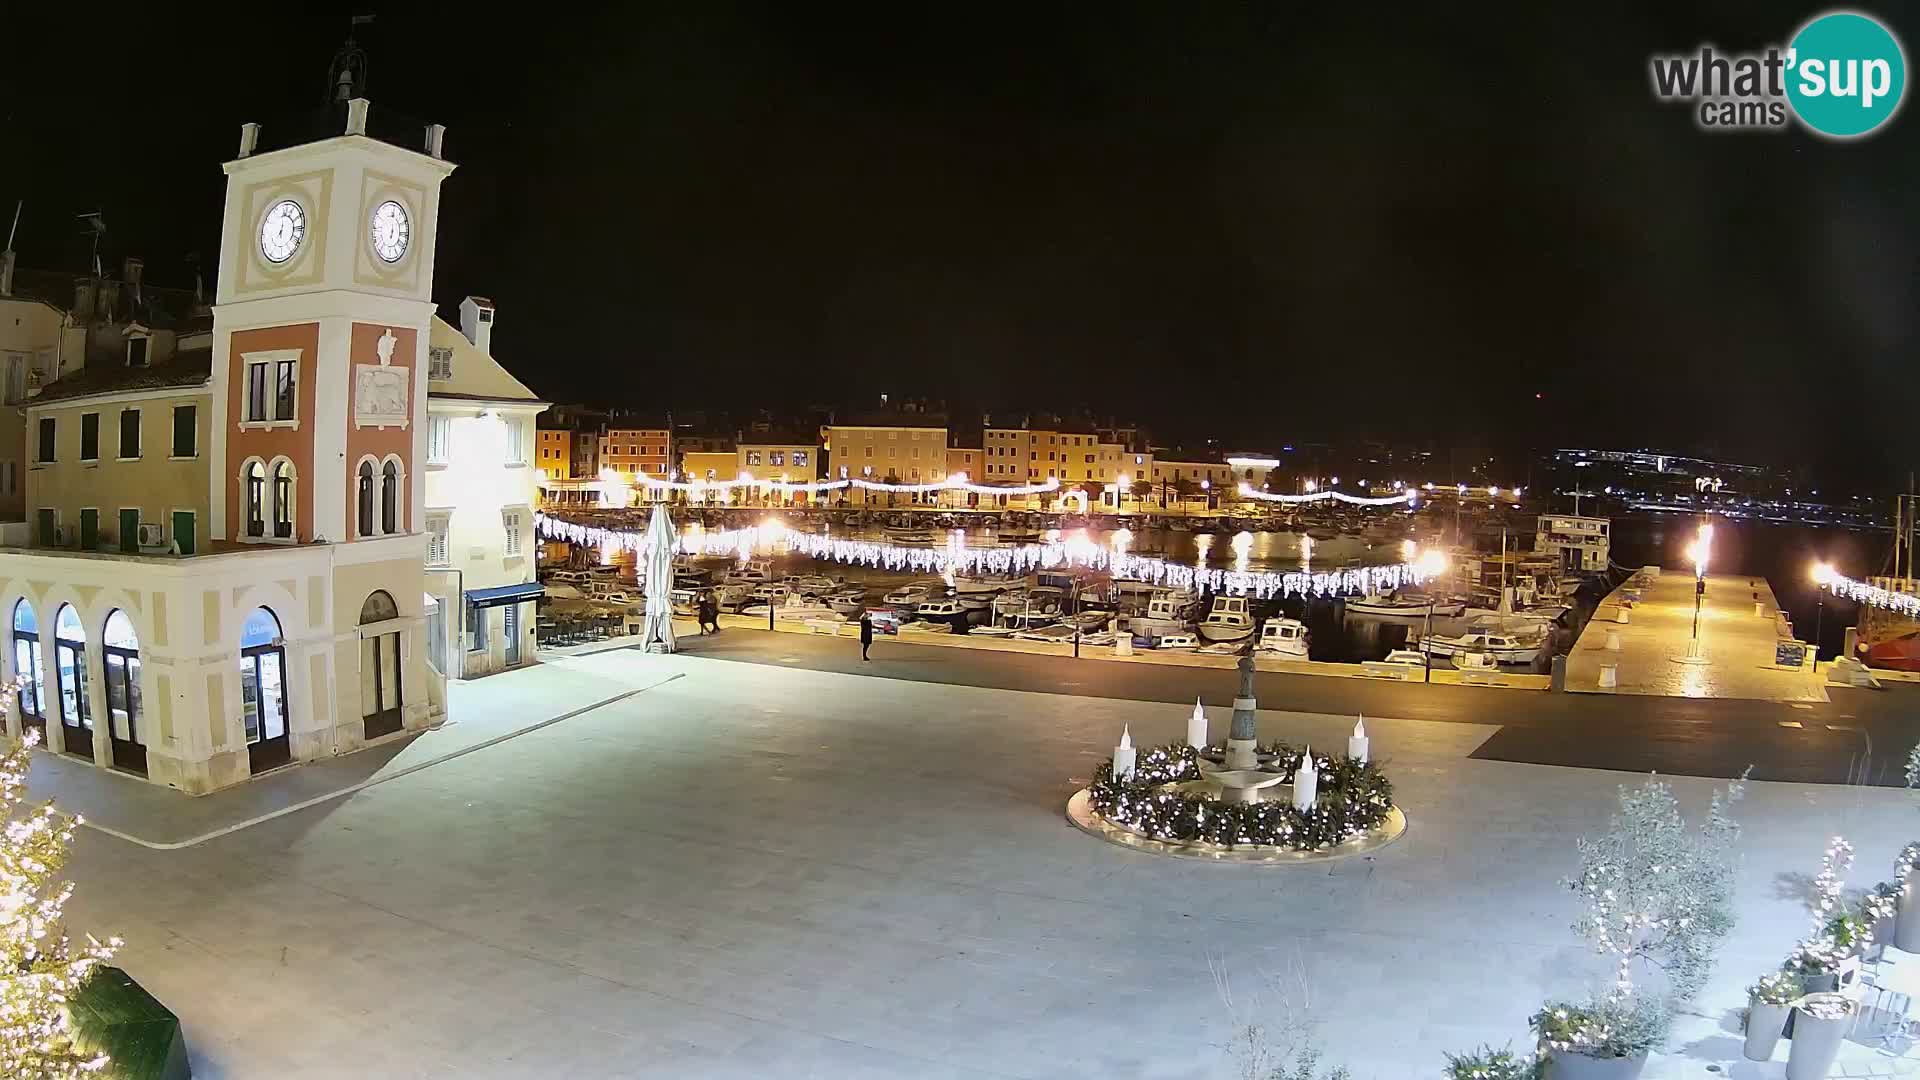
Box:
[700,592,718,635]
[858,610,874,661]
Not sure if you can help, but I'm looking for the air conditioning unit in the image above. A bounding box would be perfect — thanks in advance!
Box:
[136,523,166,549]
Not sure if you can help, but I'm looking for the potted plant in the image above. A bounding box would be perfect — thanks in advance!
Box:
[1532,995,1666,1079]
[1894,843,1920,952]
[1444,1044,1541,1079]
[1742,972,1796,1061]
[1786,992,1856,1080]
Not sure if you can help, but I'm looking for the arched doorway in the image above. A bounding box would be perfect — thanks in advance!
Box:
[101,610,145,775]
[11,601,43,741]
[239,607,290,773]
[359,590,403,739]
[52,604,90,759]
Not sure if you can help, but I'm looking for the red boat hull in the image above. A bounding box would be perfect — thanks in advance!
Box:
[1866,632,1920,672]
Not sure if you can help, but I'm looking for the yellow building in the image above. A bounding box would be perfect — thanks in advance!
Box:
[599,425,671,480]
[737,437,819,506]
[535,426,571,479]
[826,420,947,506]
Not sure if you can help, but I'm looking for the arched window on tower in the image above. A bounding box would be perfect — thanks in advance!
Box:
[357,460,375,538]
[381,460,400,535]
[272,460,294,539]
[245,460,266,537]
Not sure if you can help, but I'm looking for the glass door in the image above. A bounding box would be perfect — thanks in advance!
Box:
[504,603,521,666]
[242,646,290,773]
[55,639,89,758]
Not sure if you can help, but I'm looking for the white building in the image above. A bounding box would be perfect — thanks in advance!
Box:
[423,297,546,678]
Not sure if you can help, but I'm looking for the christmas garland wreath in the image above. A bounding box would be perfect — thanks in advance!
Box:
[1087,742,1394,851]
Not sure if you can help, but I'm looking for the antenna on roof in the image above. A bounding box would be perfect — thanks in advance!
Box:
[75,211,106,277]
[5,201,19,252]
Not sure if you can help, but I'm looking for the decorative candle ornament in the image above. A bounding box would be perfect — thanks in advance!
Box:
[1348,715,1369,764]
[1292,747,1318,811]
[1187,697,1208,750]
[1112,725,1137,781]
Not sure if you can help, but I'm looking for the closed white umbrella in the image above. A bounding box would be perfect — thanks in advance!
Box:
[642,504,677,653]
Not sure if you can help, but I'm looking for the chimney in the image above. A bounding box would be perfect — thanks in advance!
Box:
[0,250,13,297]
[425,123,447,159]
[346,97,370,136]
[123,257,143,302]
[459,296,496,354]
[238,122,259,158]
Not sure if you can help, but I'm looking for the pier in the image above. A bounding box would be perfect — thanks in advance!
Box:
[1565,568,1824,702]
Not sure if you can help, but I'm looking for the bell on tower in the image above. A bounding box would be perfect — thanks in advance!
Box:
[326,15,374,104]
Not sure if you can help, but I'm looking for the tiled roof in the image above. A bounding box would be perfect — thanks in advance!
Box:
[31,348,211,404]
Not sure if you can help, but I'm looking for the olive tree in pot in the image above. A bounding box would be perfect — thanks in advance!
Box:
[1742,972,1797,1062]
[1444,1044,1541,1080]
[1537,774,1746,1078]
[1893,842,1920,952]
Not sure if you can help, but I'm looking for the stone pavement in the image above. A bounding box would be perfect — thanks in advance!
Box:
[46,651,1920,1077]
[1566,571,1827,703]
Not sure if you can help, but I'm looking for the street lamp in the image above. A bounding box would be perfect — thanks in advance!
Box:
[1115,471,1132,511]
[1811,561,1835,664]
[1686,521,1713,655]
[1201,477,1212,511]
[1414,548,1449,682]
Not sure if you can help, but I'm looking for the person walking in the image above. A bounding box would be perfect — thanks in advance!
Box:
[858,610,874,661]
[700,592,719,635]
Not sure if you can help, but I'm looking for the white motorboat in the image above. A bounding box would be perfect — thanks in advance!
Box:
[1197,596,1256,643]
[1254,617,1310,658]
[827,587,869,616]
[1197,640,1247,655]
[1382,649,1427,666]
[1061,610,1115,633]
[970,625,1020,638]
[884,583,934,606]
[1129,589,1200,640]
[671,588,701,617]
[713,583,753,612]
[954,572,1022,595]
[1345,594,1466,618]
[747,583,790,605]
[723,559,778,586]
[1409,630,1541,665]
[790,574,844,597]
[1013,624,1113,646]
[915,598,967,620]
[994,592,1064,627]
[1156,633,1199,650]
[898,619,953,635]
[743,592,838,621]
[885,529,937,545]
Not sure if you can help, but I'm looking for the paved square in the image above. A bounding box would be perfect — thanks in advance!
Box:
[58,652,1920,1077]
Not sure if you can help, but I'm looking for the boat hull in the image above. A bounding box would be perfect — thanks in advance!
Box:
[1197,622,1254,643]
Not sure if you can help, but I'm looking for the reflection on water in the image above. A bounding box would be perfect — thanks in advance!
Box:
[1231,531,1252,573]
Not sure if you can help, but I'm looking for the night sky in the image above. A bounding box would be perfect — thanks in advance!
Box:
[5,7,1916,484]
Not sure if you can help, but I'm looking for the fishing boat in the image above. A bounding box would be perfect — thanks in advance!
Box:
[994,591,1065,627]
[954,572,1023,595]
[914,598,969,623]
[722,559,778,586]
[1408,629,1542,665]
[1254,617,1310,658]
[827,586,869,616]
[1128,589,1201,641]
[885,528,937,545]
[789,574,844,597]
[1197,595,1256,643]
[884,583,934,606]
[1345,593,1466,618]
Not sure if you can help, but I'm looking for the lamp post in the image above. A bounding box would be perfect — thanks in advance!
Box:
[1686,521,1712,657]
[1116,471,1131,513]
[1413,548,1448,682]
[1811,561,1834,666]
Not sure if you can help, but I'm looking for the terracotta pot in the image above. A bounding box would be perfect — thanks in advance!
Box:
[1543,1047,1649,1080]
[1743,1000,1790,1061]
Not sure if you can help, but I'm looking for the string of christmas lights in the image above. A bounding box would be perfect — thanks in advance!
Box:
[1235,483,1415,507]
[535,512,1428,599]
[629,470,1063,497]
[1815,568,1920,618]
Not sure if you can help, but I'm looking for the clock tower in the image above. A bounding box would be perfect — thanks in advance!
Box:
[209,98,455,546]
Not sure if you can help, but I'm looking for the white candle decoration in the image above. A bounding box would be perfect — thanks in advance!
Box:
[1187,697,1208,749]
[1112,724,1137,781]
[1292,746,1318,811]
[1347,714,1369,764]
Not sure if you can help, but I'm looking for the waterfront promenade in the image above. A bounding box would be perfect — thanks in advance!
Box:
[1565,570,1825,702]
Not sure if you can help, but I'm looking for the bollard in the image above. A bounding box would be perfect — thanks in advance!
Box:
[1615,607,1631,624]
[1599,662,1618,689]
[1605,628,1621,651]
[1113,634,1134,657]
[1754,601,1765,616]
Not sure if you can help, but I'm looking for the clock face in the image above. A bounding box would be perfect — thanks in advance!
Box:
[369,199,411,263]
[258,199,306,265]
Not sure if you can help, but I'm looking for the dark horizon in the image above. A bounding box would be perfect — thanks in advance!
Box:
[5,7,1915,485]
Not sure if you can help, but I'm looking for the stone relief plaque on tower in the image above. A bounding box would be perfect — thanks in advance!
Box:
[353,327,410,429]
